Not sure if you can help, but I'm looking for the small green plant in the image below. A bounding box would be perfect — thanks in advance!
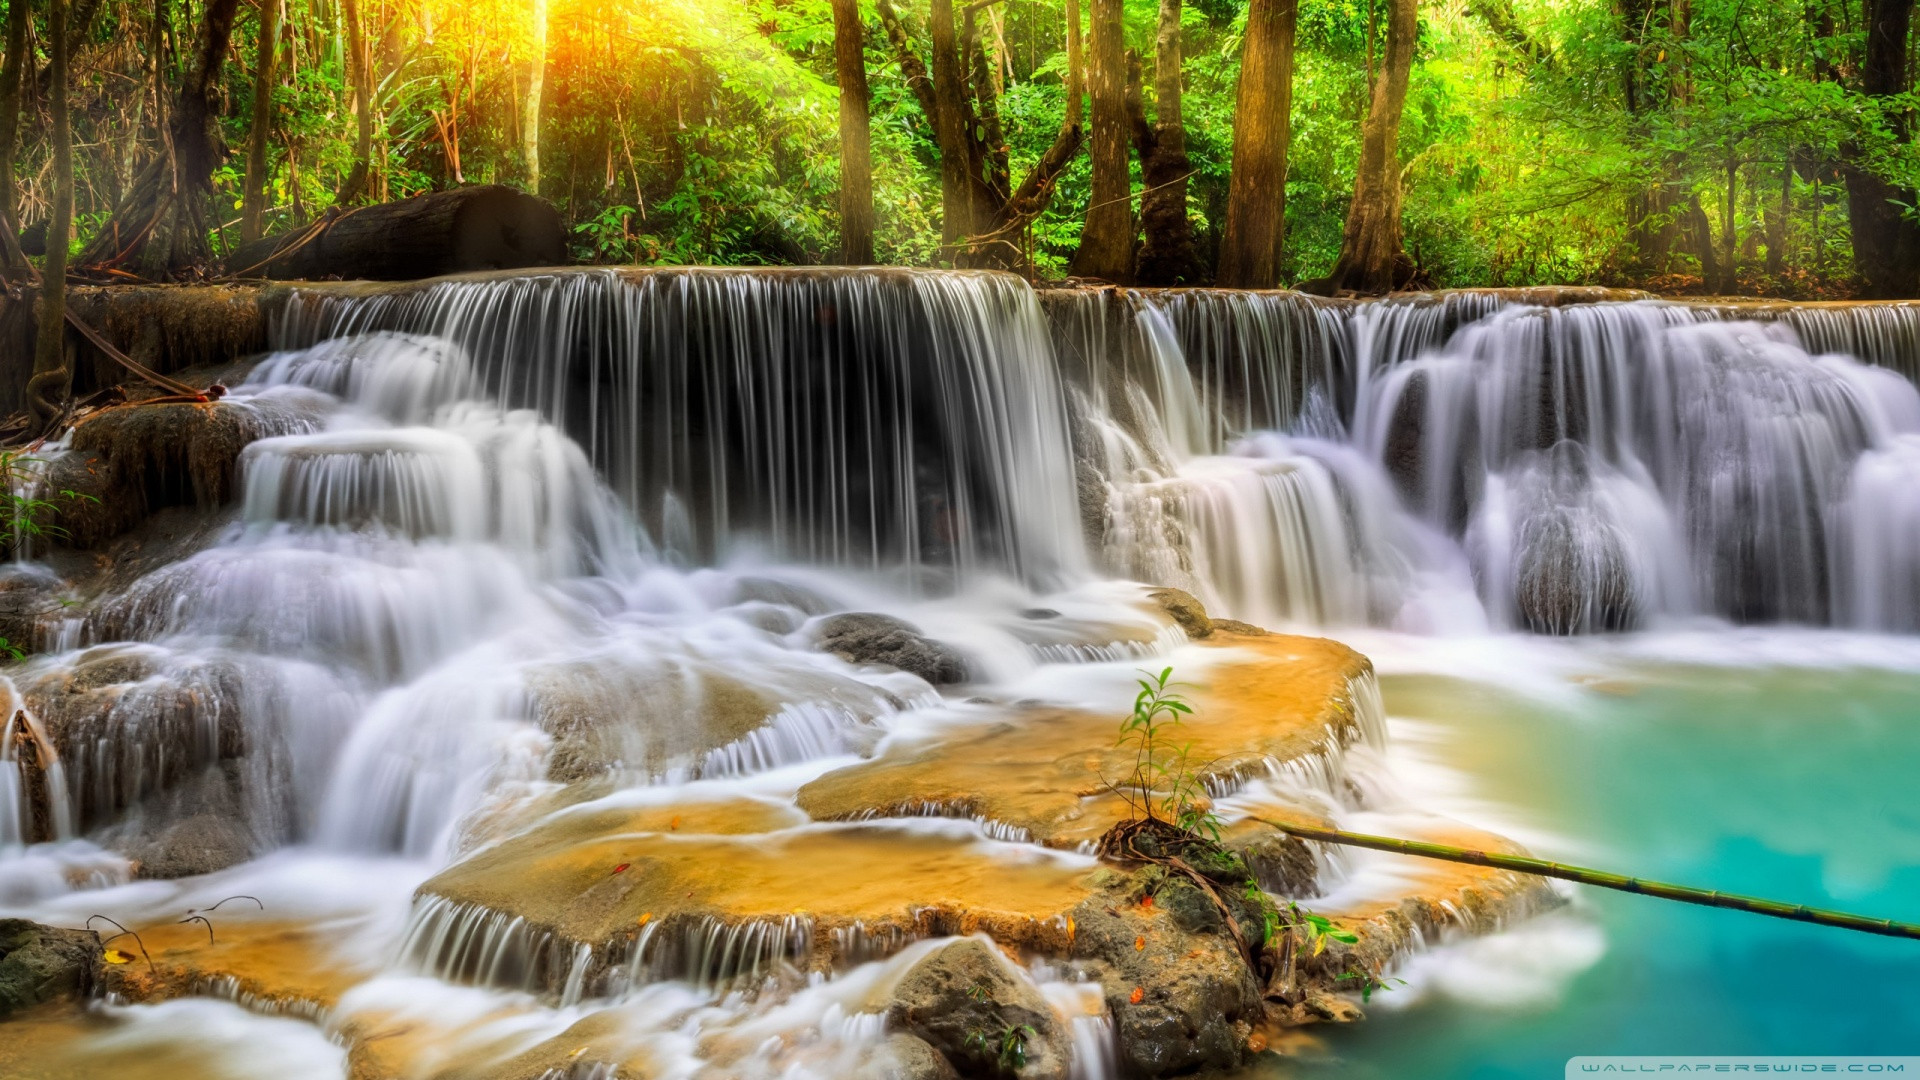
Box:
[1336,969,1407,1003]
[966,1022,1036,1072]
[1,449,97,556]
[1116,666,1217,834]
[1286,901,1360,955]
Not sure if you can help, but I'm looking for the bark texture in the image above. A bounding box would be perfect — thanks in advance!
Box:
[0,0,30,276]
[1215,0,1297,287]
[1131,0,1198,284]
[1070,0,1132,280]
[523,0,549,192]
[74,0,243,278]
[1316,0,1418,294]
[1845,0,1918,298]
[241,0,284,243]
[874,0,1083,268]
[336,0,375,203]
[223,185,567,280]
[31,0,75,431]
[833,0,876,263]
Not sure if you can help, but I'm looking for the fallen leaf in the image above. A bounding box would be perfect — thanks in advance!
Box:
[1065,916,1076,944]
[103,948,134,965]
[669,815,682,830]
[1129,986,1144,1004]
[1134,935,1145,951]
[612,863,630,875]
[636,913,652,927]
[1248,1031,1268,1053]
[1141,895,1154,911]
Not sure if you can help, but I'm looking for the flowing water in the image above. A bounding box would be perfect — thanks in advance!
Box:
[4,269,1919,1076]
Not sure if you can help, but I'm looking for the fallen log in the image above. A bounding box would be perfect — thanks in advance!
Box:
[222,184,567,281]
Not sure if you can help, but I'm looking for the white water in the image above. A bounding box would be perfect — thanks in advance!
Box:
[6,270,1920,1076]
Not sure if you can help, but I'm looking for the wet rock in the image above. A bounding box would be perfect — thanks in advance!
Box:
[814,612,970,685]
[0,919,102,1019]
[1513,507,1639,634]
[1069,868,1264,1078]
[1146,587,1211,638]
[863,1033,961,1080]
[107,771,260,879]
[885,939,1069,1080]
[0,566,65,660]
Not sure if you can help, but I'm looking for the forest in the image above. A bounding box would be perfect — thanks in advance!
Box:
[0,0,1916,302]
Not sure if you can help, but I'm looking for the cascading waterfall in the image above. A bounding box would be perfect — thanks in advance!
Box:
[7,267,1920,1078]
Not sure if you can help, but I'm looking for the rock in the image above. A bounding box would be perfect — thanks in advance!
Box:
[116,804,257,880]
[1146,587,1211,639]
[0,566,64,659]
[884,939,1069,1080]
[814,612,970,685]
[1069,868,1264,1078]
[863,1033,961,1080]
[0,919,102,1020]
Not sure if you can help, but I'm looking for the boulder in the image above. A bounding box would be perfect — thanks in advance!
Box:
[814,613,970,685]
[862,1033,961,1080]
[885,939,1069,1080]
[0,920,102,1019]
[1069,867,1265,1078]
[1146,587,1211,638]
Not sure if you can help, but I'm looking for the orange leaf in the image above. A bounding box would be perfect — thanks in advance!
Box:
[612,863,630,874]
[1134,935,1145,951]
[669,815,682,831]
[1141,895,1154,911]
[636,912,652,927]
[1129,986,1144,1004]
[1248,1031,1269,1053]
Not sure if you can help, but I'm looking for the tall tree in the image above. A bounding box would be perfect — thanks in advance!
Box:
[1071,0,1131,279]
[1215,0,1297,287]
[834,0,876,263]
[336,0,374,203]
[1845,0,1918,297]
[1131,0,1197,284]
[1315,0,1417,294]
[524,0,548,192]
[30,0,74,432]
[876,0,1084,267]
[0,0,31,276]
[76,0,243,277]
[242,0,284,243]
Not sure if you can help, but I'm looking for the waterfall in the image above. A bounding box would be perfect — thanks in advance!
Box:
[276,268,1086,590]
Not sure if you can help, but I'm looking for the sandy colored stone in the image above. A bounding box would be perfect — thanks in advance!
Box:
[797,631,1375,849]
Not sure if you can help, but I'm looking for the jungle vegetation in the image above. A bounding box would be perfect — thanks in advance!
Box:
[0,0,1915,298]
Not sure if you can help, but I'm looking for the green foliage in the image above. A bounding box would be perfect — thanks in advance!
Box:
[966,1022,1037,1072]
[1116,666,1218,833]
[7,0,1913,291]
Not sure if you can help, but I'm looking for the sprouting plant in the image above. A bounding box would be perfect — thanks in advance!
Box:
[1115,667,1217,834]
[1286,901,1359,956]
[177,894,265,945]
[0,449,98,557]
[85,915,156,974]
[1336,969,1407,1003]
[966,1022,1037,1072]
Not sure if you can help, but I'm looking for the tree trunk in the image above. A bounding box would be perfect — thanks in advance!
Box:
[1317,0,1417,294]
[1215,0,1297,287]
[1765,158,1789,278]
[1070,0,1132,281]
[929,0,981,248]
[0,0,31,276]
[523,0,548,193]
[30,0,74,432]
[833,0,875,263]
[74,0,242,278]
[1132,0,1196,284]
[1719,157,1737,293]
[1845,0,1918,298]
[224,185,566,280]
[242,0,284,244]
[337,0,374,203]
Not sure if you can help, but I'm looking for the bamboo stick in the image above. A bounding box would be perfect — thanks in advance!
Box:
[1253,818,1920,941]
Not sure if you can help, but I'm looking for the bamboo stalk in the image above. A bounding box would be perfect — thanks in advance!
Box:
[1253,818,1920,941]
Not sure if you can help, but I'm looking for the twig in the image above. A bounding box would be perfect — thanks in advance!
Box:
[61,309,204,398]
[85,915,156,974]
